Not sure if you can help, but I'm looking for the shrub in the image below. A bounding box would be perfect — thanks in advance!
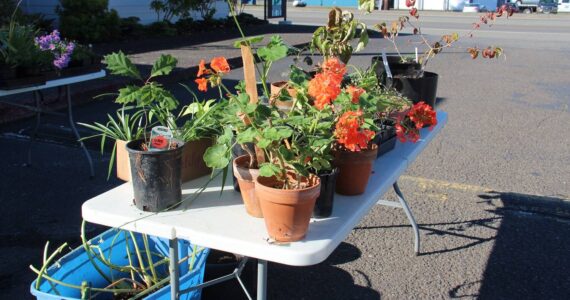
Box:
[57,0,121,43]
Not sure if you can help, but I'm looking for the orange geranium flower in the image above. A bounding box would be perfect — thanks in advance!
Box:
[334,110,375,152]
[321,58,346,79]
[308,73,342,110]
[346,86,365,104]
[195,77,208,92]
[210,57,230,74]
[197,59,210,77]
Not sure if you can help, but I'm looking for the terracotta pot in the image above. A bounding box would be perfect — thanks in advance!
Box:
[116,139,131,181]
[233,155,263,218]
[181,138,213,182]
[270,81,296,112]
[334,145,378,195]
[256,174,320,242]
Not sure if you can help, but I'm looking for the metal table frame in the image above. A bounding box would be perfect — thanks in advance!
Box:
[83,111,447,300]
[0,71,106,177]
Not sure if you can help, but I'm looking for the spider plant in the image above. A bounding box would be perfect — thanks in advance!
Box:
[78,106,145,179]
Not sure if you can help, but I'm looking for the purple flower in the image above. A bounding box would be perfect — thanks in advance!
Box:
[35,30,75,70]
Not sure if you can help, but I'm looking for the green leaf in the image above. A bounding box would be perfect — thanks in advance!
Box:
[233,35,264,48]
[115,85,140,104]
[203,144,230,169]
[355,25,369,53]
[290,66,308,85]
[104,51,141,80]
[236,127,258,144]
[259,163,281,177]
[257,138,271,149]
[151,54,178,78]
[278,145,294,161]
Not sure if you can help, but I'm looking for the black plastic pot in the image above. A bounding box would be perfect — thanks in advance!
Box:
[395,71,439,108]
[373,122,397,158]
[313,168,339,218]
[372,56,439,108]
[372,55,422,79]
[126,139,184,212]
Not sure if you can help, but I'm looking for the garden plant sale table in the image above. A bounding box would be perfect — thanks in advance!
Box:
[82,111,447,300]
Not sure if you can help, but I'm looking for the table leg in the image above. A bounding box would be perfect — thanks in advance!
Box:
[393,182,420,255]
[257,259,267,300]
[169,238,179,300]
[26,91,42,166]
[65,85,95,178]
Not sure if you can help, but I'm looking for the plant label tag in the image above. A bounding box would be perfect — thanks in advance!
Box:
[149,126,173,151]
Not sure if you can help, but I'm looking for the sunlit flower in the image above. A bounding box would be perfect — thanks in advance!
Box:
[210,57,230,74]
[346,86,365,104]
[334,110,375,152]
[195,78,208,92]
[197,59,210,77]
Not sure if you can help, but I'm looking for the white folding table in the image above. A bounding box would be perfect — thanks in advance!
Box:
[0,71,106,177]
[82,111,448,300]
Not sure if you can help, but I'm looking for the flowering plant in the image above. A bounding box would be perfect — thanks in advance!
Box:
[393,101,438,143]
[35,30,75,70]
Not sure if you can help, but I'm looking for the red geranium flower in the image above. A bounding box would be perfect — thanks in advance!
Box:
[195,77,208,92]
[321,58,346,79]
[210,57,230,74]
[407,101,437,130]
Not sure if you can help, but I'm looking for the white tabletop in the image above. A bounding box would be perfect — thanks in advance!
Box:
[83,111,448,266]
[0,70,106,96]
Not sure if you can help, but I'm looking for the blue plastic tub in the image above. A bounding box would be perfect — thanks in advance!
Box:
[30,229,209,300]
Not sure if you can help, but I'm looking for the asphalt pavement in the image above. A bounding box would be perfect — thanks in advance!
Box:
[1,7,569,299]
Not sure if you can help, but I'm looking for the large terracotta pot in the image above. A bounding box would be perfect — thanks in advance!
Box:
[233,155,263,218]
[116,139,131,181]
[181,138,213,182]
[256,174,320,242]
[334,145,378,195]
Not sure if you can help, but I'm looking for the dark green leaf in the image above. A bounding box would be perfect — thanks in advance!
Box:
[151,54,178,78]
[104,51,141,80]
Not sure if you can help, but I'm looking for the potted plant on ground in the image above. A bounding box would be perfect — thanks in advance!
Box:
[372,0,513,107]
[30,221,209,299]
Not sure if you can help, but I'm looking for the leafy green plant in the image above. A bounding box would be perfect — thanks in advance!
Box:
[104,51,180,130]
[30,220,207,298]
[79,107,145,179]
[0,20,47,69]
[310,7,369,65]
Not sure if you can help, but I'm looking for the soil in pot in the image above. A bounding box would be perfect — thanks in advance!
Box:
[202,250,257,300]
[334,144,378,195]
[181,137,213,182]
[256,174,320,242]
[116,139,131,181]
[313,168,339,219]
[126,139,184,212]
[233,155,263,218]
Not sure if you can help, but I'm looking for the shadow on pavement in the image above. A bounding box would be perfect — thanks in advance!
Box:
[475,191,570,299]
